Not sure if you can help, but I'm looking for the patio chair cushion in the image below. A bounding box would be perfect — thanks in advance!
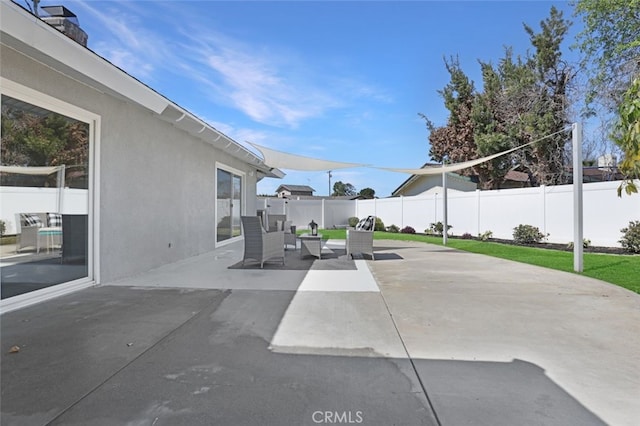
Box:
[21,213,43,227]
[47,212,62,227]
[284,221,293,233]
[356,216,375,231]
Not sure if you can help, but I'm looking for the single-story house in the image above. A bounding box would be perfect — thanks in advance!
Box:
[0,1,283,312]
[275,184,315,198]
[391,163,477,197]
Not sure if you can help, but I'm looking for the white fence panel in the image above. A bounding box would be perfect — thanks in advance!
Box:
[322,200,356,228]
[582,181,639,247]
[355,198,377,220]
[478,187,545,240]
[402,195,435,232]
[545,185,574,244]
[372,198,401,229]
[285,200,323,231]
[257,181,638,247]
[1,186,88,234]
[447,191,478,236]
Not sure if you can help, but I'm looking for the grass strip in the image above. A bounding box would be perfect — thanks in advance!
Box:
[313,229,639,293]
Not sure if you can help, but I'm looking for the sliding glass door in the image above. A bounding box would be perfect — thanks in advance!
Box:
[1,93,91,299]
[216,167,242,243]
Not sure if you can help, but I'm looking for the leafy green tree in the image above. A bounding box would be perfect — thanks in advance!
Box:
[332,181,356,196]
[420,57,484,183]
[573,0,640,112]
[574,0,640,195]
[1,106,89,187]
[422,8,573,188]
[358,187,375,199]
[471,60,515,188]
[613,77,640,195]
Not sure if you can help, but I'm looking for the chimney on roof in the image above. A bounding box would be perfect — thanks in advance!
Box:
[40,5,88,47]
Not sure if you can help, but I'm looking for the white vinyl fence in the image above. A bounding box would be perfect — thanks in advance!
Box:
[1,186,88,235]
[261,181,639,247]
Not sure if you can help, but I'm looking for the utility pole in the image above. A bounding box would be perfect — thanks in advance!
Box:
[328,170,332,197]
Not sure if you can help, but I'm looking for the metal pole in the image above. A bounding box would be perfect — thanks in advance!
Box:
[328,170,332,196]
[442,164,448,245]
[56,165,65,212]
[572,122,584,272]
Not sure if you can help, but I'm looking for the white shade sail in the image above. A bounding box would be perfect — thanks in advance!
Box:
[248,127,570,175]
[379,143,527,175]
[248,142,368,171]
[0,165,64,175]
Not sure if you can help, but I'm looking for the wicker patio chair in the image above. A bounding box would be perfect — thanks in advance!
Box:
[263,213,296,249]
[346,215,376,260]
[241,216,285,268]
[266,214,287,232]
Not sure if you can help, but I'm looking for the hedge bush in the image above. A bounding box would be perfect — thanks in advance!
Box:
[513,224,546,244]
[620,220,640,253]
[387,224,400,233]
[401,226,416,234]
[429,221,452,236]
[478,230,493,241]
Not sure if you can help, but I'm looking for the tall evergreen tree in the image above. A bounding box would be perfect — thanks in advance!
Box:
[520,6,574,185]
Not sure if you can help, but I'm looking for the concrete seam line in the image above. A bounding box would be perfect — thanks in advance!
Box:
[378,288,443,426]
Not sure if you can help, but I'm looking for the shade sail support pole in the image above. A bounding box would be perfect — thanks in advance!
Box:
[572,122,584,272]
[442,164,448,245]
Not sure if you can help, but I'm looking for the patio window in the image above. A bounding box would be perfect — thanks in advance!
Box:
[216,167,243,243]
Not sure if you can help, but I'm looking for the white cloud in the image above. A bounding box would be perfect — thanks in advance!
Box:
[179,32,341,128]
[70,0,389,129]
[71,0,173,80]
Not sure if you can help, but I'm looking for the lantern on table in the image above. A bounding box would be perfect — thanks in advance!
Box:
[309,220,318,236]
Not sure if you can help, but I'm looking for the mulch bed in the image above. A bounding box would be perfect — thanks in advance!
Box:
[454,236,633,255]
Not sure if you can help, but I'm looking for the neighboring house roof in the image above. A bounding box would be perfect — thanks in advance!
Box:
[504,170,530,183]
[391,163,474,196]
[276,184,315,193]
[259,195,362,201]
[1,0,283,180]
[580,166,625,182]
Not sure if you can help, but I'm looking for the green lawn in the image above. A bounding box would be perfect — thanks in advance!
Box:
[313,229,640,294]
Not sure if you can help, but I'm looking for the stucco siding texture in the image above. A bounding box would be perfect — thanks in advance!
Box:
[2,45,258,283]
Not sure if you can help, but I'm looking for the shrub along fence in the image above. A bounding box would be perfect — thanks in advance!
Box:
[262,180,639,247]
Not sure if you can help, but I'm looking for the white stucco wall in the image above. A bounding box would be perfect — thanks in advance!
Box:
[1,45,260,283]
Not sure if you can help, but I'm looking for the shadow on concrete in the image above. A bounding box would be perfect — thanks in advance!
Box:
[228,247,356,271]
[415,358,605,426]
[1,286,604,426]
[370,252,404,261]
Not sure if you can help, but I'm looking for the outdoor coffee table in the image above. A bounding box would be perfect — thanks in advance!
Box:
[299,233,322,259]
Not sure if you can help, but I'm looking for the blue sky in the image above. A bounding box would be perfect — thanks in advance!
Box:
[40,0,580,196]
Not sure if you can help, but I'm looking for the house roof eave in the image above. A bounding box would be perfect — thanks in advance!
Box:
[1,0,281,177]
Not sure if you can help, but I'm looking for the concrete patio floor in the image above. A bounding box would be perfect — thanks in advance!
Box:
[1,239,638,425]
